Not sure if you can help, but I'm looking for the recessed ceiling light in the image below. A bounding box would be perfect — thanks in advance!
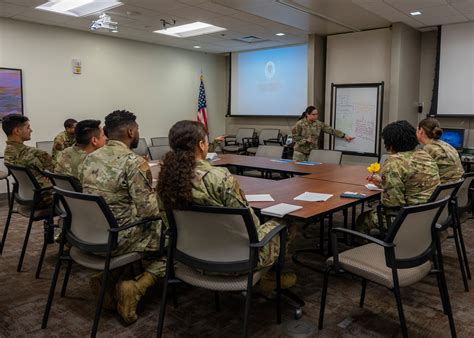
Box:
[275,33,285,36]
[154,22,226,38]
[193,45,201,49]
[410,11,422,16]
[36,0,123,17]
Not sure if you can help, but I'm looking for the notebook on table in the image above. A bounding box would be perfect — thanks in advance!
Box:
[261,203,303,218]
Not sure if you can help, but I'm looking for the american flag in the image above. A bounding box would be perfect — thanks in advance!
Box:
[197,74,208,129]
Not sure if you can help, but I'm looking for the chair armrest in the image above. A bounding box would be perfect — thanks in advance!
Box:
[264,138,283,146]
[331,227,394,248]
[110,216,161,233]
[241,137,256,148]
[224,135,236,146]
[36,186,53,193]
[249,224,287,248]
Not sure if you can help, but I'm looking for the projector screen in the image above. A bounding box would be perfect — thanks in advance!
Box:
[438,22,474,116]
[230,44,308,117]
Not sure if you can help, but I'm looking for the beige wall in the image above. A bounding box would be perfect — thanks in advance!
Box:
[390,22,421,125]
[0,18,227,150]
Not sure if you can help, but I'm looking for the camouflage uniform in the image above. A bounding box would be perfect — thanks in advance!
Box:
[52,131,75,159]
[291,119,345,161]
[423,139,464,184]
[158,159,282,270]
[80,140,164,277]
[356,149,440,233]
[4,140,54,207]
[54,145,87,187]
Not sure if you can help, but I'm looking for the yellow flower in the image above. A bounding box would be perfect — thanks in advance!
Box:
[367,162,380,174]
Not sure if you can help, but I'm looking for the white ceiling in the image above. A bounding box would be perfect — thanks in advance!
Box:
[1,0,474,53]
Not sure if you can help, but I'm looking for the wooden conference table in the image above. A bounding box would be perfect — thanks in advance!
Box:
[151,154,380,254]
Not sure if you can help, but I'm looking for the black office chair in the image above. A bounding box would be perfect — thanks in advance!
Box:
[0,164,53,274]
[157,205,303,337]
[319,197,455,338]
[42,187,162,338]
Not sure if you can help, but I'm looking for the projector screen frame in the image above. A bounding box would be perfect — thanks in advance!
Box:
[226,43,309,118]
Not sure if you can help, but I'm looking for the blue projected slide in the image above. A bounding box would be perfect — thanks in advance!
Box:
[440,129,464,150]
[231,44,308,116]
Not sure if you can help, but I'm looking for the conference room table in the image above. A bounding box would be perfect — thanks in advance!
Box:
[212,154,370,186]
[151,154,381,255]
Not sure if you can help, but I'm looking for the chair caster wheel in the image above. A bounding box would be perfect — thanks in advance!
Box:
[294,308,303,320]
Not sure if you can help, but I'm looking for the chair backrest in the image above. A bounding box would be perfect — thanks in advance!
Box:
[134,138,149,157]
[166,205,259,273]
[54,187,118,252]
[44,170,81,192]
[456,172,474,209]
[258,129,280,145]
[6,164,42,203]
[428,179,464,225]
[380,153,389,167]
[151,137,169,146]
[385,197,449,268]
[235,128,255,145]
[36,141,54,155]
[308,149,342,164]
[255,145,284,159]
[149,145,171,161]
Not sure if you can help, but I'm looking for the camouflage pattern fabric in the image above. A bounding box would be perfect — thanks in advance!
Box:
[356,149,440,233]
[423,139,464,184]
[291,118,345,157]
[4,140,54,207]
[80,140,164,277]
[292,151,309,162]
[158,159,282,270]
[52,130,75,159]
[208,139,220,153]
[54,145,87,187]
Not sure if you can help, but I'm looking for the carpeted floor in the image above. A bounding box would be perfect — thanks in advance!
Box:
[0,196,473,337]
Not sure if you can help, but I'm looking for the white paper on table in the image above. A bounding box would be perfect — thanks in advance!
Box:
[293,192,333,202]
[261,203,303,218]
[206,152,219,161]
[365,184,384,191]
[148,162,159,167]
[245,194,275,202]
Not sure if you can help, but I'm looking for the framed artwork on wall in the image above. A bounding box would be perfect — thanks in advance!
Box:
[0,68,23,119]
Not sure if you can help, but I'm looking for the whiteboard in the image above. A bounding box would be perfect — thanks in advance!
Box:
[331,85,381,155]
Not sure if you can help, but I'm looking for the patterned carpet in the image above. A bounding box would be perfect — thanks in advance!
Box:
[0,196,473,338]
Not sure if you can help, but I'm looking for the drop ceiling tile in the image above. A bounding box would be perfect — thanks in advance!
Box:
[383,0,448,11]
[164,5,225,20]
[122,0,188,13]
[197,1,239,15]
[2,0,44,6]
[0,2,30,17]
[418,14,468,25]
[450,0,474,14]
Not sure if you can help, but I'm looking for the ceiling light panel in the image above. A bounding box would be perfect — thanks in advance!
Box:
[154,22,226,38]
[36,0,123,17]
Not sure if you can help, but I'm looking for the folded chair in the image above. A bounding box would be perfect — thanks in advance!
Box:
[319,197,455,338]
[42,187,162,338]
[0,164,53,274]
[157,205,303,337]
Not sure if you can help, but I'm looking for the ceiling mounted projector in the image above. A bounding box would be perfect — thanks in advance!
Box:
[90,13,118,31]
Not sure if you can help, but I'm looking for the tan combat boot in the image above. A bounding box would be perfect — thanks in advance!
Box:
[89,269,123,310]
[115,271,157,324]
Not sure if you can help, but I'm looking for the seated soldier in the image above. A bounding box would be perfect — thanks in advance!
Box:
[2,114,54,208]
[52,118,77,160]
[357,120,440,234]
[157,120,296,294]
[80,110,163,324]
[417,117,464,184]
[54,119,107,187]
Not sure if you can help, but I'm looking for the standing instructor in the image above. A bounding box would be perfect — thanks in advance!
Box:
[291,106,354,161]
